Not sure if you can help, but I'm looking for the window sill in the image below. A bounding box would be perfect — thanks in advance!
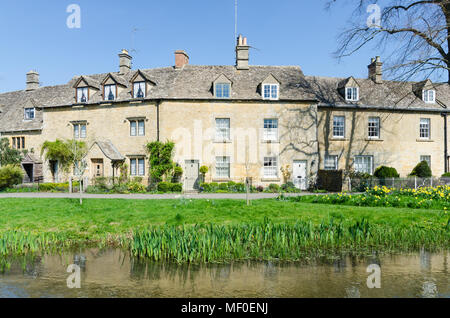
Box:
[416,139,434,142]
[212,178,232,182]
[365,138,384,142]
[214,140,232,144]
[330,138,348,141]
[261,140,280,144]
[261,178,281,182]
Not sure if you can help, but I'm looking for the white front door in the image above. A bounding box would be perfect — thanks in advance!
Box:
[185,160,200,191]
[293,160,307,190]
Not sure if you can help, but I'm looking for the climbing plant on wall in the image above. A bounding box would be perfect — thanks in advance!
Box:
[146,141,176,184]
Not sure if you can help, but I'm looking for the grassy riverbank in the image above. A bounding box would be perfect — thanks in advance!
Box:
[0,198,449,262]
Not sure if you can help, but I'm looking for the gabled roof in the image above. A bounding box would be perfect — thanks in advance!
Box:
[21,153,42,164]
[90,140,125,161]
[337,76,360,89]
[261,74,281,85]
[213,73,233,84]
[101,73,128,87]
[73,75,101,89]
[304,76,450,110]
[130,70,157,85]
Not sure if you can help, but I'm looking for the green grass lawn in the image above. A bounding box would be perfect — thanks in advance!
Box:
[0,198,448,263]
[0,198,447,240]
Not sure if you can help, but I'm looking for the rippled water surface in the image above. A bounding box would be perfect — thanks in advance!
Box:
[0,249,449,298]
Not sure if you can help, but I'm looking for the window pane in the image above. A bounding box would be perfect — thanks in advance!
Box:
[216,156,230,178]
[77,88,88,103]
[271,85,278,99]
[138,120,145,136]
[130,121,137,136]
[105,85,116,100]
[368,117,380,138]
[216,118,230,140]
[264,85,271,99]
[264,157,278,178]
[138,159,145,176]
[264,119,278,141]
[324,155,338,170]
[333,116,345,138]
[354,156,373,174]
[223,84,230,98]
[74,125,79,138]
[130,159,137,176]
[80,125,86,138]
[134,82,145,98]
[420,118,430,139]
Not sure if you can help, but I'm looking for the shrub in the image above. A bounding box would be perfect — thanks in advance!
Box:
[410,161,432,178]
[218,183,229,191]
[0,165,23,190]
[200,182,211,192]
[374,166,400,179]
[127,181,146,193]
[172,166,183,182]
[170,183,183,193]
[256,186,264,192]
[93,177,110,191]
[267,184,281,193]
[38,182,72,192]
[157,182,171,193]
[234,183,246,193]
[442,173,450,178]
[281,182,297,192]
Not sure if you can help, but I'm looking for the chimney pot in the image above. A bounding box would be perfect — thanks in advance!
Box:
[119,49,132,74]
[175,50,189,69]
[26,70,39,91]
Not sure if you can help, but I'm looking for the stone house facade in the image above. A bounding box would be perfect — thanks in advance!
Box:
[0,36,449,190]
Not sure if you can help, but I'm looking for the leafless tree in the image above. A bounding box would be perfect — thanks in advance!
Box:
[328,0,450,83]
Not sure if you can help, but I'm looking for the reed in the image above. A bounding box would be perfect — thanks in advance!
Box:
[130,218,450,263]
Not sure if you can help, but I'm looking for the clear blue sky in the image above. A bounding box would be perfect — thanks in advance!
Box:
[0,0,380,93]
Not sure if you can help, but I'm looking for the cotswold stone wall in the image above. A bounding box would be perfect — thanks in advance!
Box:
[317,108,449,177]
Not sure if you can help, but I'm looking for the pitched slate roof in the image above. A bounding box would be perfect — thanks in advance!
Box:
[0,65,313,132]
[93,140,125,161]
[303,76,450,111]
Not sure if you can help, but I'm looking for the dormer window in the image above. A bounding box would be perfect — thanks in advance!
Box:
[133,82,146,99]
[24,108,35,120]
[346,87,359,102]
[423,90,435,103]
[76,87,88,103]
[263,84,279,100]
[215,83,231,99]
[104,84,116,101]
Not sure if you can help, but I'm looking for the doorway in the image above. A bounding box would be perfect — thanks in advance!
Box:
[91,159,104,178]
[185,160,200,191]
[22,164,33,183]
[293,160,308,190]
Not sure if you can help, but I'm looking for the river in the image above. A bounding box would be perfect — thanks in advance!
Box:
[0,249,448,298]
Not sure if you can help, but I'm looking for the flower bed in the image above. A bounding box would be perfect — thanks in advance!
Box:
[291,185,450,211]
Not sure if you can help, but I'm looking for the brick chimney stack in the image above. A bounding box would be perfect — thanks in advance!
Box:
[368,56,383,84]
[175,50,189,69]
[236,35,250,70]
[26,70,39,91]
[119,49,132,74]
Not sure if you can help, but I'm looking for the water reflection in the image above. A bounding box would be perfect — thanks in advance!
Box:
[0,249,449,298]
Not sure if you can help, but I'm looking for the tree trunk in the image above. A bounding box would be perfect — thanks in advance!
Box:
[444,3,450,83]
